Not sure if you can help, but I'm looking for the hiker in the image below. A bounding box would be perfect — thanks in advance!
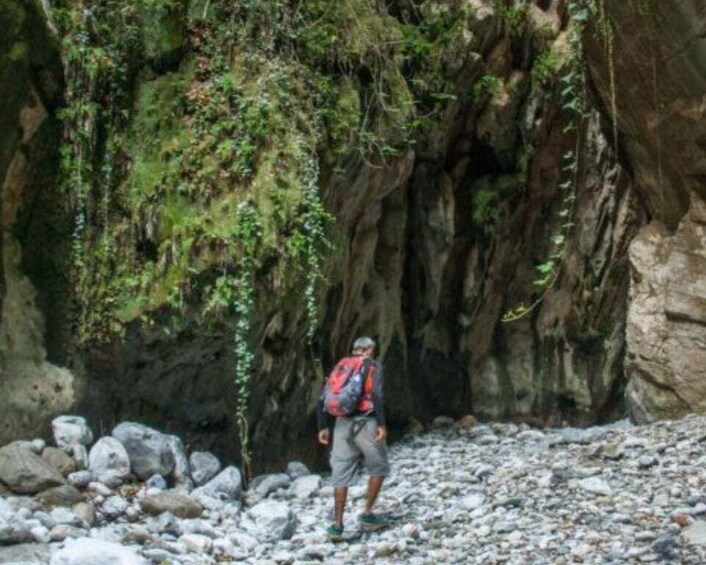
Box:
[317,336,390,541]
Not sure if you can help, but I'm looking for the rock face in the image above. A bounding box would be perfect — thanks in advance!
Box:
[584,1,706,423]
[0,0,74,448]
[0,442,65,494]
[625,196,706,422]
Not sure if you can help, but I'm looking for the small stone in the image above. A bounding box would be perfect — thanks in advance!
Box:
[683,520,706,543]
[290,475,321,499]
[67,470,92,488]
[52,416,94,448]
[0,516,34,544]
[651,533,680,560]
[431,416,455,428]
[125,505,140,522]
[101,495,129,518]
[285,461,310,480]
[145,474,168,490]
[49,507,79,526]
[49,524,85,542]
[180,533,213,553]
[231,532,259,551]
[87,481,113,496]
[637,455,659,469]
[71,444,89,470]
[247,501,297,541]
[141,490,203,519]
[578,477,612,496]
[36,484,83,507]
[72,502,96,527]
[456,415,478,429]
[255,473,291,497]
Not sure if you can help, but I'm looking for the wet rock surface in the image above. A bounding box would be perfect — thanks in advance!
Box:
[2,416,706,563]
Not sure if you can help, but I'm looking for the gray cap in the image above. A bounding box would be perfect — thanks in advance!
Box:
[352,336,375,351]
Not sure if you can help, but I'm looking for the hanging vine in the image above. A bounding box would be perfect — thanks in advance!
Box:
[502,0,589,323]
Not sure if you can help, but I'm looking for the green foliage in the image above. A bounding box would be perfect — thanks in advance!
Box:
[531,48,561,86]
[472,74,503,101]
[502,0,588,323]
[493,0,529,37]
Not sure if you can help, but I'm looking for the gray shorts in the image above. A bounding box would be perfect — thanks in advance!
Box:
[331,416,390,487]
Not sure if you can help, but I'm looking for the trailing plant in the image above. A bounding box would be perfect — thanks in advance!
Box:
[502,0,589,323]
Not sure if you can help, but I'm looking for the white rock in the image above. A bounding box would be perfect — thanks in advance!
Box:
[88,437,130,482]
[193,466,242,501]
[189,451,221,486]
[246,501,297,541]
[50,538,147,564]
[286,461,310,479]
[180,533,213,553]
[290,475,321,499]
[52,416,94,448]
[578,477,613,496]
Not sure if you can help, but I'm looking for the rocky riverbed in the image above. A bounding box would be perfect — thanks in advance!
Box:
[3,415,706,564]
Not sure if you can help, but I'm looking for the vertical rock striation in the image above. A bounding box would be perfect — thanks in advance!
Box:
[584,0,706,422]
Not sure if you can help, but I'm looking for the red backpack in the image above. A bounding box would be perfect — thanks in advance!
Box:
[323,356,370,417]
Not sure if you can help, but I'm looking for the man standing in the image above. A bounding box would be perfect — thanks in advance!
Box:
[317,336,389,541]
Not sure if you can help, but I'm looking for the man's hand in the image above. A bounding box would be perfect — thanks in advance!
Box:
[318,429,330,445]
[374,426,387,443]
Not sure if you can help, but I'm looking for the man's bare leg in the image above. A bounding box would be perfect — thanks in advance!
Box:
[364,476,385,514]
[334,486,348,527]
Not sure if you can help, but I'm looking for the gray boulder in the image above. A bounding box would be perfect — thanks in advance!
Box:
[50,538,147,564]
[0,442,65,494]
[141,490,203,519]
[52,416,94,449]
[166,435,192,491]
[88,437,130,483]
[192,466,242,502]
[246,501,296,541]
[189,451,221,486]
[41,447,77,477]
[112,422,174,480]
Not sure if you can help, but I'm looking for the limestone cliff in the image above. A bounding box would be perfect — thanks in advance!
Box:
[0,0,702,472]
[584,0,706,423]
